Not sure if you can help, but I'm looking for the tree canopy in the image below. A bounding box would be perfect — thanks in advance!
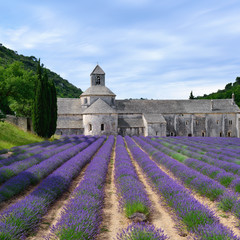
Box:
[0,61,36,116]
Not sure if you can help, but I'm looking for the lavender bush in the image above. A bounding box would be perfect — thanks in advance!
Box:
[125,136,238,239]
[115,135,150,218]
[0,137,97,203]
[0,136,106,239]
[116,222,168,240]
[49,136,114,240]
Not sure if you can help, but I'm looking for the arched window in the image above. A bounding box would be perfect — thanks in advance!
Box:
[89,124,92,131]
[101,124,104,131]
[227,131,232,137]
[220,132,222,137]
[202,132,205,137]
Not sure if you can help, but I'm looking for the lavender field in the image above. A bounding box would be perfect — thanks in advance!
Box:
[0,135,240,239]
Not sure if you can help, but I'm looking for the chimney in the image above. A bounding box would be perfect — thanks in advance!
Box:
[211,99,213,111]
[232,93,235,105]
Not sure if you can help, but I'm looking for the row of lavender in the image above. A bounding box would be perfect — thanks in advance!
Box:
[165,136,240,162]
[0,135,88,184]
[114,136,168,240]
[128,136,239,239]
[138,137,240,231]
[152,137,240,189]
[0,136,106,239]
[0,136,97,203]
[114,135,150,218]
[49,135,114,239]
[0,135,82,161]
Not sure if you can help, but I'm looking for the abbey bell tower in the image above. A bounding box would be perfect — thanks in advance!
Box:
[90,65,105,86]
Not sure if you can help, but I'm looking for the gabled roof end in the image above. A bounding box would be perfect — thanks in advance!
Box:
[90,65,105,75]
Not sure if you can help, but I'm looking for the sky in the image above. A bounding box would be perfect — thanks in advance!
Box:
[0,0,240,99]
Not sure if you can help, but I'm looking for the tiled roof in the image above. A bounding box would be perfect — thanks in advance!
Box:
[115,99,240,114]
[83,98,117,114]
[81,86,116,96]
[143,113,166,123]
[118,118,144,127]
[57,98,82,114]
[90,65,105,75]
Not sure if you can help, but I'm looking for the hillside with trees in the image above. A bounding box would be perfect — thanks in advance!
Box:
[0,44,83,118]
[0,44,82,98]
[191,77,240,107]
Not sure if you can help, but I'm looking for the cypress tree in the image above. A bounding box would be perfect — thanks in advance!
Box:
[48,79,57,137]
[32,60,57,138]
[32,60,49,138]
[189,91,194,100]
[32,60,44,136]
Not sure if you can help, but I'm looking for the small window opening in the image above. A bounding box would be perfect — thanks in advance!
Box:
[186,121,189,125]
[84,98,87,104]
[216,120,219,125]
[111,97,114,105]
[229,120,233,125]
[227,131,231,137]
[96,76,101,85]
[202,132,205,137]
[156,131,158,136]
[188,133,192,137]
[170,132,174,136]
[101,124,104,131]
[196,120,199,125]
[220,132,222,137]
[89,124,92,131]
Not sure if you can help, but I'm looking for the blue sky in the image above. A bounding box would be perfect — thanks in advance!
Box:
[0,0,240,99]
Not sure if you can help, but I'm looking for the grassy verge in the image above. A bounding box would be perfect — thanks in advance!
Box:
[0,122,43,150]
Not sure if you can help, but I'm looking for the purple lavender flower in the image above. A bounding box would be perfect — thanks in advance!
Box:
[115,135,151,218]
[116,222,169,240]
[125,136,238,239]
[0,136,106,239]
[50,136,114,240]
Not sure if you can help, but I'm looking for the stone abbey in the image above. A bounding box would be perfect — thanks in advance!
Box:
[56,65,240,137]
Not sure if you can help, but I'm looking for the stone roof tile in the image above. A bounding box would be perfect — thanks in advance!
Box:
[115,99,240,114]
[143,113,166,123]
[90,65,105,75]
[118,118,144,127]
[83,98,116,114]
[57,98,82,114]
[81,86,116,96]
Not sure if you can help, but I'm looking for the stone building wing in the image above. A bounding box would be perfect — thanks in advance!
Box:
[83,98,117,114]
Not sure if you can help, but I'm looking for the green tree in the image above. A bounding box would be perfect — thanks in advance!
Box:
[0,61,36,116]
[32,60,47,137]
[48,79,57,138]
[189,91,194,99]
[32,60,57,138]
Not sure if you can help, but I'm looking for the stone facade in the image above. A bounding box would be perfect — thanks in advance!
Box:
[57,65,240,137]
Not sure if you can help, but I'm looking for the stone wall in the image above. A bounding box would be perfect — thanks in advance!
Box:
[163,113,239,137]
[55,128,84,135]
[6,115,32,132]
[118,127,144,136]
[83,113,118,135]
